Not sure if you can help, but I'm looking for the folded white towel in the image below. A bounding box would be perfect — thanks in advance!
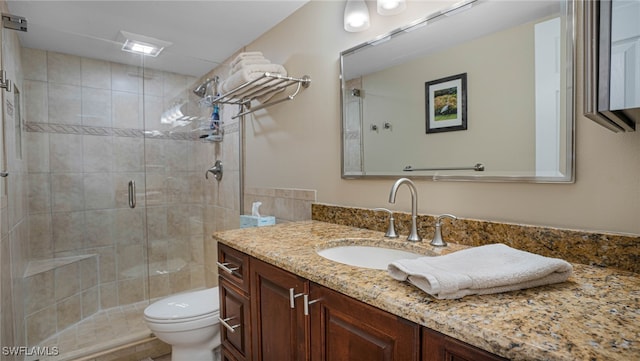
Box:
[230,58,272,75]
[230,51,264,67]
[222,63,287,93]
[388,244,573,300]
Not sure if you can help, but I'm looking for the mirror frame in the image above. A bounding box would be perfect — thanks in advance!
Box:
[340,0,576,183]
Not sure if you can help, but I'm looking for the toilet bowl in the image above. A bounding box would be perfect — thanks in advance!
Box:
[144,287,221,361]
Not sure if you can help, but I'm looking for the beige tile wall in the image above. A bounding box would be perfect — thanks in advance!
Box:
[244,187,317,223]
[22,256,99,345]
[195,63,243,290]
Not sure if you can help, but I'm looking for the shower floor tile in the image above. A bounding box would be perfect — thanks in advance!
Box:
[33,300,154,361]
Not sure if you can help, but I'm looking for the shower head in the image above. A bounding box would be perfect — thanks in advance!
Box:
[193,76,219,98]
[193,82,209,98]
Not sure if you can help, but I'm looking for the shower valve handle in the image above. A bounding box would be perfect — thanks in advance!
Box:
[205,160,223,180]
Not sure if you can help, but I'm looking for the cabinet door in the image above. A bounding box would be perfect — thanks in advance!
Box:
[422,328,508,361]
[309,282,420,361]
[220,278,252,361]
[250,258,309,361]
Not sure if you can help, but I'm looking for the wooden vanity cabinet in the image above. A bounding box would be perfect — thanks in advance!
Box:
[248,258,417,361]
[308,282,420,361]
[218,244,508,361]
[422,327,508,361]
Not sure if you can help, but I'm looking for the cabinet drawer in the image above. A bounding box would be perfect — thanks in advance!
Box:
[218,243,250,292]
[219,278,251,360]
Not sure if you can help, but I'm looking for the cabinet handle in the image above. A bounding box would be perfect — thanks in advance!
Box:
[218,317,241,333]
[303,294,320,316]
[217,262,240,274]
[289,288,304,309]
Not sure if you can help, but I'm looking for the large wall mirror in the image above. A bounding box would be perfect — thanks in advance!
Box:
[340,0,575,182]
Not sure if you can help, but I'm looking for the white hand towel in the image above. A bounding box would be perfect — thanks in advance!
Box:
[388,244,573,300]
[222,63,287,93]
[230,58,272,75]
[230,51,264,67]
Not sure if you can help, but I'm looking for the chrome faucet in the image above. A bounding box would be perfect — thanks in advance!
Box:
[388,178,422,242]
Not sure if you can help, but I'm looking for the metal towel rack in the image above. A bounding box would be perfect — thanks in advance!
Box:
[200,72,311,119]
[403,163,485,172]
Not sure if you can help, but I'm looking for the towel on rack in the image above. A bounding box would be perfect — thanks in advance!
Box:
[230,51,264,67]
[230,58,272,75]
[387,243,573,300]
[222,63,287,93]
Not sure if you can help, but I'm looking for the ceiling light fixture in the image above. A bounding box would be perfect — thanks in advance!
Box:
[377,0,406,16]
[344,0,370,32]
[119,30,172,57]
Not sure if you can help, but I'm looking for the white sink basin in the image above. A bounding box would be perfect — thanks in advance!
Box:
[317,245,426,270]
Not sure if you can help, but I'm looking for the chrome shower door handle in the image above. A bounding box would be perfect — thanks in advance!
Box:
[0,171,8,177]
[128,180,136,208]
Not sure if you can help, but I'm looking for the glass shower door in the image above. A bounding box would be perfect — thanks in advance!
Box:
[141,60,213,302]
[106,55,150,309]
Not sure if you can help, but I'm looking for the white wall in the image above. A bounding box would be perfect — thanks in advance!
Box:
[241,0,640,235]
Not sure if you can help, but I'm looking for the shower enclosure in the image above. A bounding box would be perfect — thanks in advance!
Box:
[0,16,241,360]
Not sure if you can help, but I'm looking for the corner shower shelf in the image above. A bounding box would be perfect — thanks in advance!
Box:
[200,72,311,119]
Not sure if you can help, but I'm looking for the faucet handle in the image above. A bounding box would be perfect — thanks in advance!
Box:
[430,214,457,247]
[373,208,399,238]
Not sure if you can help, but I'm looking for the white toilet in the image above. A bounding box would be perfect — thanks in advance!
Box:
[144,287,221,361]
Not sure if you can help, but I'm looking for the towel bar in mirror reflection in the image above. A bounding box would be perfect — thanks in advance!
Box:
[340,0,575,183]
[403,164,484,172]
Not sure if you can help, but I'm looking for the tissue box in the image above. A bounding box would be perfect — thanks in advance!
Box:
[240,215,276,228]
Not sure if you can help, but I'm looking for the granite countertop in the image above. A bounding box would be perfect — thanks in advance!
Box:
[212,221,640,361]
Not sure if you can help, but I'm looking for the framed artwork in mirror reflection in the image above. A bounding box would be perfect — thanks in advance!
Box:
[425,73,467,133]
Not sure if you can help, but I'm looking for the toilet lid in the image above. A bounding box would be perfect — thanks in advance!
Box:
[144,287,220,321]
